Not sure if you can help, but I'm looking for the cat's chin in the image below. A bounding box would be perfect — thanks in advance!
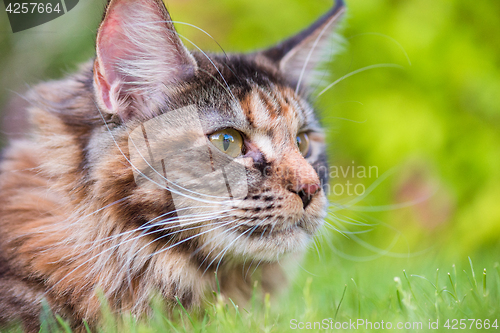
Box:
[202,217,324,263]
[234,223,316,261]
[197,194,329,262]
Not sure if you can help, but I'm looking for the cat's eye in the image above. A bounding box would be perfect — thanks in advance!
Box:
[296,132,310,157]
[208,128,244,158]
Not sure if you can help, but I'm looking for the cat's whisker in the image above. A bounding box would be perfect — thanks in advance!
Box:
[195,67,238,103]
[130,216,240,260]
[242,219,270,279]
[327,167,398,212]
[321,217,348,238]
[246,218,270,241]
[259,226,269,241]
[336,213,373,227]
[193,217,249,269]
[323,220,373,235]
[326,232,403,262]
[334,190,436,212]
[146,218,243,261]
[311,235,322,260]
[317,63,403,97]
[94,100,235,207]
[244,256,258,280]
[61,207,232,250]
[93,104,235,207]
[70,209,235,252]
[79,211,234,259]
[165,20,230,60]
[128,136,235,202]
[326,212,373,228]
[175,33,239,105]
[250,257,266,277]
[124,20,228,58]
[150,209,237,227]
[125,19,236,103]
[195,216,260,272]
[323,211,376,237]
[122,221,238,279]
[210,224,255,275]
[323,208,433,261]
[124,20,240,107]
[323,163,434,242]
[245,221,272,277]
[70,196,129,223]
[212,217,270,275]
[283,252,318,277]
[54,204,187,247]
[269,221,276,236]
[49,214,235,291]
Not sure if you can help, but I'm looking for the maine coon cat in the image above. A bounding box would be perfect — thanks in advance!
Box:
[0,0,345,331]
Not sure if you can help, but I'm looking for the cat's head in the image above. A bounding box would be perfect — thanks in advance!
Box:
[89,0,345,265]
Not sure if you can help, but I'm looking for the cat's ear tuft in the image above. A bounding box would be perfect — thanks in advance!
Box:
[261,0,345,92]
[93,0,197,119]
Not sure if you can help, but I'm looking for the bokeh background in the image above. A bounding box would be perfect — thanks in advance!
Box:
[1,0,500,323]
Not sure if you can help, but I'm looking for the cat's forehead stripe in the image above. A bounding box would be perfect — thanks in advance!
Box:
[240,86,303,130]
[256,87,280,120]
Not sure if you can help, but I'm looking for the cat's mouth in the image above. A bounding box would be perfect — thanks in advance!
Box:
[214,217,321,261]
[236,220,307,237]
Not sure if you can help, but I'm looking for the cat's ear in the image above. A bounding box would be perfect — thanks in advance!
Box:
[93,0,197,119]
[260,0,345,91]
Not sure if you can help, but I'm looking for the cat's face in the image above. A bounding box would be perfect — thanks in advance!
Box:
[90,0,344,266]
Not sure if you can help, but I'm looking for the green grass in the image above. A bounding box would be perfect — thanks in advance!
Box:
[26,253,500,333]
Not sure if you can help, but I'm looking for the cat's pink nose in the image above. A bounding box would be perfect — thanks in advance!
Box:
[281,151,322,209]
[301,183,321,196]
[290,182,321,209]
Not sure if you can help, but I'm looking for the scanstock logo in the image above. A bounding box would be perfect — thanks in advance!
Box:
[3,0,79,32]
[128,105,249,225]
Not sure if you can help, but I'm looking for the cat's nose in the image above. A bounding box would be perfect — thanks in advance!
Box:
[280,151,322,210]
[290,183,321,209]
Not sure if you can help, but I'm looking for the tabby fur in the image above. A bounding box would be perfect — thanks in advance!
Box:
[0,0,345,331]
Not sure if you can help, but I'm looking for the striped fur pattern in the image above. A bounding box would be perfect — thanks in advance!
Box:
[0,0,345,331]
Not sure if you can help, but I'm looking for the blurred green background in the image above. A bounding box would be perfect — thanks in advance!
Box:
[1,0,500,323]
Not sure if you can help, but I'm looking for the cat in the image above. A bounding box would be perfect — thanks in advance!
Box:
[0,0,345,331]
